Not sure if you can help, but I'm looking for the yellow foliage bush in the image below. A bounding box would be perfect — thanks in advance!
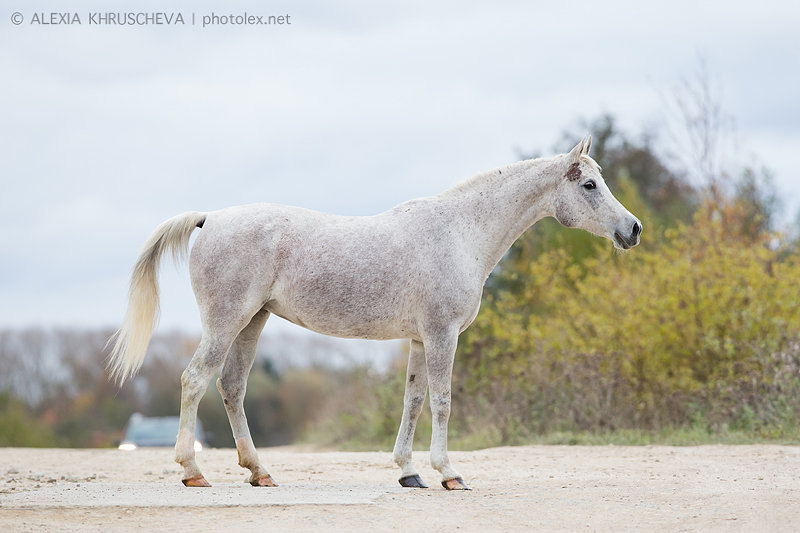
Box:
[455,197,800,440]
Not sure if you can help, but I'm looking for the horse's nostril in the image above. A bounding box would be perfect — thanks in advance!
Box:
[632,222,641,238]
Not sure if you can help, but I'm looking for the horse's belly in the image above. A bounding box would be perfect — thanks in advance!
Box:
[265,295,417,341]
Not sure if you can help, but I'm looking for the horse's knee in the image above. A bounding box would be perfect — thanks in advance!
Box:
[429,394,451,425]
[405,395,425,419]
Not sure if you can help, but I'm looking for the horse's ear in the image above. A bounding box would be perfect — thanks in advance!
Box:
[583,135,592,155]
[568,138,584,164]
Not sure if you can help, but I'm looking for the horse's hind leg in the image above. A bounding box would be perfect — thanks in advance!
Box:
[216,309,276,487]
[175,328,241,487]
[392,340,429,488]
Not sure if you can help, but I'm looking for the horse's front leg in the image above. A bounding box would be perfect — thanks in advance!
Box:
[392,339,429,488]
[424,330,471,490]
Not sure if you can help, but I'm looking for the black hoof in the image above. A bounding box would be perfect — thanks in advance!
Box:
[442,477,471,490]
[399,474,429,488]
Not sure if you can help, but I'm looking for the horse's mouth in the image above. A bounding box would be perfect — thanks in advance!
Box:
[613,231,639,250]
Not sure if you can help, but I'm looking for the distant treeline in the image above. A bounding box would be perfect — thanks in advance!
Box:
[0,327,393,448]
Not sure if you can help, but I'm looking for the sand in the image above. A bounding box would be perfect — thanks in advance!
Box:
[1,445,799,532]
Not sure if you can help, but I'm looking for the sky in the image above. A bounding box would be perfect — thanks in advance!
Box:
[1,1,799,344]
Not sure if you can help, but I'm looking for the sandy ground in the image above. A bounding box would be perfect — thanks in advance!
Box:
[1,445,799,532]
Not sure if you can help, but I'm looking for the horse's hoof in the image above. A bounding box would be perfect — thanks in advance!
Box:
[441,477,471,490]
[249,474,277,487]
[399,474,429,488]
[182,475,211,487]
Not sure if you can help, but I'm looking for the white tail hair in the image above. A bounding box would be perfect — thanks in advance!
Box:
[107,211,206,384]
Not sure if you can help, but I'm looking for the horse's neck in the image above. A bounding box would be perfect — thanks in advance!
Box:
[439,156,562,279]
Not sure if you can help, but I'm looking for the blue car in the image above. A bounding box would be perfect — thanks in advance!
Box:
[118,413,207,452]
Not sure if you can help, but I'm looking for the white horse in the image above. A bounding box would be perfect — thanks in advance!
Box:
[108,137,641,490]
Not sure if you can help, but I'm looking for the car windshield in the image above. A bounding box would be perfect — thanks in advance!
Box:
[125,417,179,442]
[122,415,204,447]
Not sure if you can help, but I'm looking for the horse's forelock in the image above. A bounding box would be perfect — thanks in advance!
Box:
[580,155,602,174]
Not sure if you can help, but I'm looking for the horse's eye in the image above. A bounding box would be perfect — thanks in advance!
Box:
[583,180,596,190]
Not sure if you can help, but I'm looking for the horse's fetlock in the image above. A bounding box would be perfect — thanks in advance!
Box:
[430,453,446,471]
[393,449,409,465]
[174,448,195,466]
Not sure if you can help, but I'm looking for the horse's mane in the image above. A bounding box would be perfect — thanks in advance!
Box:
[439,153,601,201]
[441,158,540,198]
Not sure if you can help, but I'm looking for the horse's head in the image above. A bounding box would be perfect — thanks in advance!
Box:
[553,136,642,250]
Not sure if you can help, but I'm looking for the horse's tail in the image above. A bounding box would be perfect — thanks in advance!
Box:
[107,211,207,384]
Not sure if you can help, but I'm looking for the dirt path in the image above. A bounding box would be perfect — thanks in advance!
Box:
[1,445,799,532]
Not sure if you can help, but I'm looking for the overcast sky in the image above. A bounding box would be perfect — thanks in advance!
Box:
[1,1,798,337]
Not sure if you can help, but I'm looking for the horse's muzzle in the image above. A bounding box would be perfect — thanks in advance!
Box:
[614,221,642,250]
